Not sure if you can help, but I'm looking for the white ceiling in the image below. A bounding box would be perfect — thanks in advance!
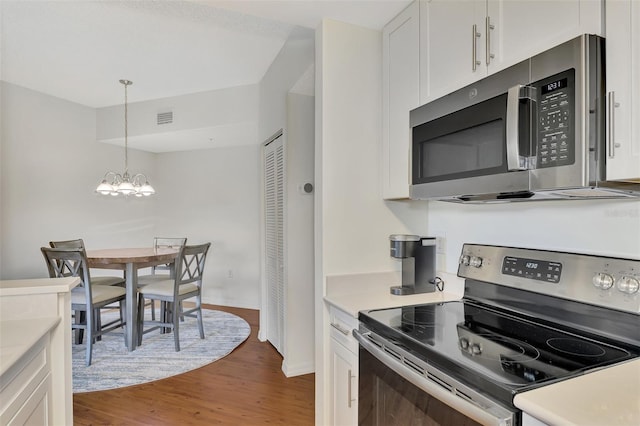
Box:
[1,0,411,108]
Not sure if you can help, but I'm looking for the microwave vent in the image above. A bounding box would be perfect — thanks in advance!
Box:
[157,111,173,125]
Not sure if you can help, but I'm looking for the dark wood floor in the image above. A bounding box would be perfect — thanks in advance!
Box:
[73,305,315,425]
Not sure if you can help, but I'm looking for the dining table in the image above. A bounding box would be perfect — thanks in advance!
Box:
[86,247,179,351]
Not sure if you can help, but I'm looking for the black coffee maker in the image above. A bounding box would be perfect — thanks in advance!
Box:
[389,234,436,295]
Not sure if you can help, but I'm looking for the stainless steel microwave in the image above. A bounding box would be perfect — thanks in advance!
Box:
[410,34,640,202]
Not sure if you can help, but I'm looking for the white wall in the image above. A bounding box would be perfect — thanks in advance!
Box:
[257,25,316,377]
[153,145,262,309]
[0,82,158,279]
[429,199,640,274]
[314,19,429,425]
[283,92,315,376]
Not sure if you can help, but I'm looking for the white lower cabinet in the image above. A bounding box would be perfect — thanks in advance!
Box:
[0,333,52,426]
[328,305,358,425]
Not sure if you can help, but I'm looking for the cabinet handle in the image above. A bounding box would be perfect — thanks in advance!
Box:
[608,91,621,158]
[471,24,481,71]
[348,369,356,408]
[330,322,350,336]
[485,16,495,66]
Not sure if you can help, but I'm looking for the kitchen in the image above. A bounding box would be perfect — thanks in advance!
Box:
[1,0,639,425]
[317,1,639,425]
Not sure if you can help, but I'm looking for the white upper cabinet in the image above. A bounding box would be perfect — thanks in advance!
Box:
[419,0,484,102]
[420,0,603,104]
[382,1,420,199]
[382,0,605,200]
[605,0,640,181]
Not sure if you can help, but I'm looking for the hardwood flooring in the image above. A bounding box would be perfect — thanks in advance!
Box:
[73,305,315,425]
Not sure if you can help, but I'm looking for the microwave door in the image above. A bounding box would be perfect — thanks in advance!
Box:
[410,88,532,201]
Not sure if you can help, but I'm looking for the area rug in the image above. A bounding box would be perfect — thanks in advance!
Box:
[72,308,250,393]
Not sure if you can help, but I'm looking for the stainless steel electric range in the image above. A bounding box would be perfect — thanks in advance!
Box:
[355,244,640,426]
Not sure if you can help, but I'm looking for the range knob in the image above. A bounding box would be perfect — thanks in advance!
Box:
[617,276,640,294]
[592,273,614,290]
[459,255,470,266]
[459,338,469,350]
[471,344,482,355]
[469,256,483,268]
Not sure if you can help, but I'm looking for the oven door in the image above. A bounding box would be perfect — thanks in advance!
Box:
[354,328,518,426]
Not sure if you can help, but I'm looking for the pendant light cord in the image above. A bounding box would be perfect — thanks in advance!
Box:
[123,80,129,175]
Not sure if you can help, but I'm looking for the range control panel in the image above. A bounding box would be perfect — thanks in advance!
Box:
[502,256,562,283]
[534,69,575,169]
[458,244,640,314]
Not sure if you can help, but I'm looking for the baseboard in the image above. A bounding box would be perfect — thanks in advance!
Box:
[281,359,315,378]
[202,295,259,310]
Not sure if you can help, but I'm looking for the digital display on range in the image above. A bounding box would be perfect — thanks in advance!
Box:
[502,256,562,283]
[541,77,568,95]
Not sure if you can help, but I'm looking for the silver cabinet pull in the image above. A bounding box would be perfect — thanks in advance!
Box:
[472,24,481,71]
[485,16,495,65]
[608,91,621,158]
[347,369,356,408]
[330,322,350,336]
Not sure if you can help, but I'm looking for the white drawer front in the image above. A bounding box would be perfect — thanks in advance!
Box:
[329,305,359,354]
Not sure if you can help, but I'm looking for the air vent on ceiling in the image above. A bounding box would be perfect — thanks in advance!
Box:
[157,111,173,125]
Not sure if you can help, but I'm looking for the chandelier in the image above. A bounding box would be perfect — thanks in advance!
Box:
[95,80,155,197]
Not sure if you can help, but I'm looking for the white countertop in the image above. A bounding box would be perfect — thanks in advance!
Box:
[0,317,61,376]
[514,359,640,426]
[0,277,80,296]
[323,270,465,317]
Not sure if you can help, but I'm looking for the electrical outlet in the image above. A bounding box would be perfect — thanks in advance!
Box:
[227,269,233,279]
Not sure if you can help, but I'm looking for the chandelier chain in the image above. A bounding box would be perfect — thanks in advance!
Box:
[123,80,129,174]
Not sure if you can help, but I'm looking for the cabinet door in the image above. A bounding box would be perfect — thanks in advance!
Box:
[264,134,285,354]
[382,1,419,199]
[420,0,487,103]
[330,338,358,426]
[487,0,603,74]
[606,0,640,181]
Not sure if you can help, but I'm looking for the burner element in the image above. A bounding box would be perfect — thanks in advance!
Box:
[546,338,607,357]
[401,306,436,326]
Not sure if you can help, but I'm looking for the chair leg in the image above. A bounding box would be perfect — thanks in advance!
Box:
[160,301,169,334]
[86,311,94,367]
[196,297,204,339]
[150,300,155,320]
[75,310,85,344]
[137,295,145,346]
[95,308,102,341]
[172,302,180,351]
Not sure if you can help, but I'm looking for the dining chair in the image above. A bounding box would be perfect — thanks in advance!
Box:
[137,243,211,351]
[41,247,127,366]
[138,237,187,320]
[49,239,125,287]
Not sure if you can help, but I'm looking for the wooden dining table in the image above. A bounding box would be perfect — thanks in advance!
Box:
[86,247,179,351]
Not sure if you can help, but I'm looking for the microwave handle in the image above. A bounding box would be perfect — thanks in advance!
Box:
[505,85,527,171]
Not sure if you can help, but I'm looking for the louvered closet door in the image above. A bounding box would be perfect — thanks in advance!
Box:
[264,134,285,354]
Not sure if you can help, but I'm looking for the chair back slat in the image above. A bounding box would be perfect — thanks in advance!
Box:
[152,237,187,273]
[49,238,86,250]
[41,247,92,300]
[176,243,210,286]
[154,237,187,250]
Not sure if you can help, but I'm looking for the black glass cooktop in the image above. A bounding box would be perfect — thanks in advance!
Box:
[359,300,638,402]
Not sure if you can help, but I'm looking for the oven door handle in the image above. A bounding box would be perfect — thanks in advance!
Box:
[353,329,516,426]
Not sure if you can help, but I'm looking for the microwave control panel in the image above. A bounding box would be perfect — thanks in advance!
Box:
[534,69,575,169]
